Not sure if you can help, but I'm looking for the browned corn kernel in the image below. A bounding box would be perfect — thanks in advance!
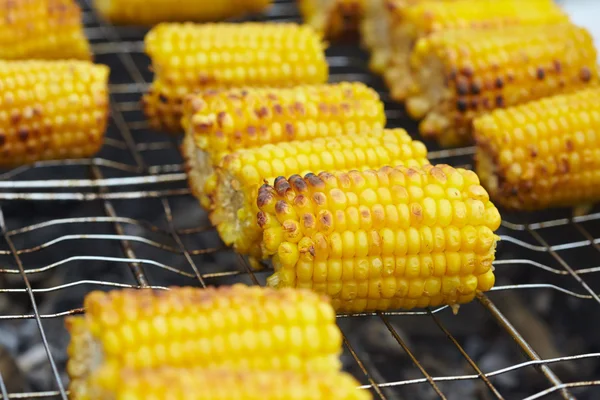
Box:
[143,22,329,133]
[85,367,371,400]
[94,0,272,25]
[66,285,343,400]
[474,88,600,210]
[299,0,365,39]
[0,60,109,167]
[382,0,569,101]
[0,0,91,61]
[257,164,501,312]
[406,23,599,148]
[180,82,386,208]
[207,128,429,262]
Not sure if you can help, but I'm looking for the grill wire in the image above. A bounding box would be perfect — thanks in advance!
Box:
[0,0,599,399]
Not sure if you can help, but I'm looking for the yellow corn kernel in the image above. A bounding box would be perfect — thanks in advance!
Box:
[66,285,343,399]
[474,87,600,210]
[383,0,569,101]
[299,0,365,39]
[181,82,386,208]
[83,367,371,400]
[0,0,91,61]
[406,23,598,148]
[94,0,272,25]
[0,60,109,167]
[208,129,429,261]
[143,22,328,133]
[260,165,501,312]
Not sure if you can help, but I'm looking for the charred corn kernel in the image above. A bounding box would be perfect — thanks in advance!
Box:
[0,0,91,61]
[474,88,600,210]
[143,23,328,133]
[85,367,370,400]
[299,0,365,39]
[66,285,343,400]
[260,165,501,312]
[382,0,569,101]
[208,129,429,262]
[406,23,598,148]
[181,82,386,207]
[0,60,109,167]
[94,0,272,25]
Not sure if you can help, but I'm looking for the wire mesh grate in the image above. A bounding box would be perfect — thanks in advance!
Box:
[0,0,599,399]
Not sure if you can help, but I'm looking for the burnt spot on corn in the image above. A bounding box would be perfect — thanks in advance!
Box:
[482,97,491,109]
[302,213,315,229]
[528,145,538,158]
[0,132,6,147]
[216,112,227,127]
[294,102,305,115]
[294,194,309,208]
[256,212,268,228]
[274,177,292,196]
[495,95,504,108]
[18,128,28,141]
[470,82,481,95]
[566,139,574,151]
[469,99,478,110]
[285,122,295,136]
[247,126,257,136]
[457,99,468,113]
[456,79,469,96]
[306,173,325,189]
[290,175,308,192]
[255,106,269,119]
[273,104,284,115]
[10,110,20,124]
[257,188,274,208]
[580,67,592,82]
[536,67,545,80]
[460,66,474,78]
[495,78,504,89]
[275,200,289,215]
[158,93,168,103]
[312,192,327,206]
[553,60,562,73]
[319,212,333,229]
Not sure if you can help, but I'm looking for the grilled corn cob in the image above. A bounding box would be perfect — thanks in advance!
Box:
[83,367,370,400]
[94,0,272,25]
[299,0,365,39]
[67,285,343,400]
[0,0,91,61]
[257,164,501,312]
[143,23,329,133]
[181,82,386,208]
[475,88,600,210]
[208,129,429,262]
[406,23,599,148]
[0,60,109,167]
[382,0,570,101]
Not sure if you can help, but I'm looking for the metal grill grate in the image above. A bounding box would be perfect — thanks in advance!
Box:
[0,0,599,399]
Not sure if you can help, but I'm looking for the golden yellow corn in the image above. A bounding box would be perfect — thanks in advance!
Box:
[181,82,386,208]
[83,367,371,400]
[257,164,501,312]
[208,129,429,263]
[143,23,329,133]
[474,88,600,210]
[299,0,365,39]
[381,0,569,101]
[406,23,599,148]
[0,0,91,61]
[94,0,272,25]
[0,60,109,167]
[66,285,343,400]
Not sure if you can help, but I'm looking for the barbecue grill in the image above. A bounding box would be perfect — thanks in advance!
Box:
[0,0,599,399]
